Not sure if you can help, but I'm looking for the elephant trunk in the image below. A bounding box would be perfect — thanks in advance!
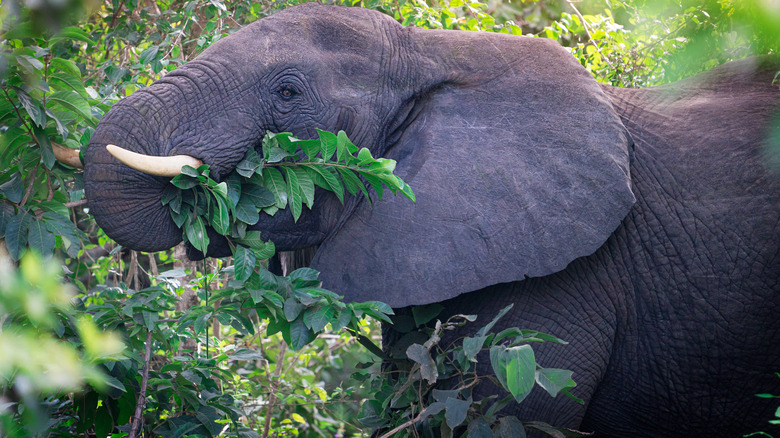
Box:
[84,61,260,252]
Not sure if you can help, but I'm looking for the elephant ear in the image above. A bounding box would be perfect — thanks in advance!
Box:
[311,32,635,308]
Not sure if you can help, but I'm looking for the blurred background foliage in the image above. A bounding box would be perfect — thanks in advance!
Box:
[0,0,778,436]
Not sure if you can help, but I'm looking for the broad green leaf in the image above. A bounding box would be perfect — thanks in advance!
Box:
[317,129,337,161]
[48,72,89,99]
[139,45,159,65]
[235,197,260,225]
[498,416,526,438]
[47,90,95,127]
[535,368,576,397]
[292,167,315,208]
[337,167,369,199]
[463,335,488,362]
[490,344,536,403]
[357,147,374,164]
[16,88,46,127]
[0,203,14,237]
[361,173,384,201]
[49,58,81,79]
[444,397,471,429]
[233,245,256,282]
[6,212,31,260]
[288,317,313,350]
[477,304,514,337]
[235,230,266,250]
[263,167,288,209]
[412,304,443,326]
[55,26,96,44]
[27,220,55,256]
[242,183,275,208]
[295,138,321,160]
[289,267,319,286]
[185,216,209,254]
[406,343,437,384]
[467,417,493,438]
[209,191,230,235]
[303,165,343,203]
[284,298,304,322]
[284,167,303,222]
[0,172,24,203]
[171,174,199,190]
[33,126,55,169]
[303,305,335,333]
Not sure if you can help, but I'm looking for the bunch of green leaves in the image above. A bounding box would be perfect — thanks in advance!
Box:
[0,23,96,261]
[161,128,415,347]
[163,129,413,256]
[0,253,125,438]
[356,304,588,438]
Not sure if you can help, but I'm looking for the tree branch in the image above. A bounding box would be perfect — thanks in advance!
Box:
[129,330,153,438]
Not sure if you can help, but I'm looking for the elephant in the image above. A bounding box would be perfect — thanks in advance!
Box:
[83,4,780,436]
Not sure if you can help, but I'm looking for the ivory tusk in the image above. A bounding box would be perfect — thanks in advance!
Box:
[105,144,203,177]
[52,142,83,169]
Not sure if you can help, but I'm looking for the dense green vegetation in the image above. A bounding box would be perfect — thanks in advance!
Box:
[1,0,777,436]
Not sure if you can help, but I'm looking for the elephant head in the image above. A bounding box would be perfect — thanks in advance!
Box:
[84,4,634,307]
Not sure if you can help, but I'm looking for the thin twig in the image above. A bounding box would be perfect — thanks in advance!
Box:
[565,0,615,69]
[64,199,88,208]
[129,330,153,438]
[19,164,39,206]
[261,342,287,438]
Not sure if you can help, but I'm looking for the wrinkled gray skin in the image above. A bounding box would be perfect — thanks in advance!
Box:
[84,4,780,436]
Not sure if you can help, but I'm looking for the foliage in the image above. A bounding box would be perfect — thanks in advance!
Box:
[357,304,590,437]
[1,0,778,436]
[0,252,124,437]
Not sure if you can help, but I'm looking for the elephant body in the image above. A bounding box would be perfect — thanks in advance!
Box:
[83,5,780,436]
[442,59,780,435]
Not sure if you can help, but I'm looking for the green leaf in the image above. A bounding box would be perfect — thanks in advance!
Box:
[463,335,488,362]
[235,230,265,250]
[27,220,55,256]
[284,167,303,222]
[295,138,321,160]
[303,305,334,333]
[289,317,313,350]
[490,344,536,403]
[94,404,111,438]
[171,174,199,190]
[292,167,315,208]
[48,72,89,99]
[535,368,576,398]
[49,58,81,78]
[139,45,160,65]
[0,173,24,203]
[242,183,275,208]
[47,90,95,127]
[0,203,14,237]
[337,167,369,198]
[498,417,526,438]
[185,216,209,254]
[209,193,230,235]
[477,304,514,337]
[288,267,319,286]
[56,26,96,44]
[467,417,493,438]
[406,343,437,384]
[335,130,357,162]
[444,397,471,429]
[317,129,337,161]
[233,245,256,282]
[284,297,304,322]
[263,167,288,209]
[304,165,343,203]
[412,304,443,326]
[6,212,32,260]
[16,88,46,127]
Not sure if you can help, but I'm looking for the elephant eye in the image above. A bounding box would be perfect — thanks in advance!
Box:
[278,87,297,100]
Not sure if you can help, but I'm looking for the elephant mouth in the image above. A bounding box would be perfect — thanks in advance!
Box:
[105,144,203,177]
